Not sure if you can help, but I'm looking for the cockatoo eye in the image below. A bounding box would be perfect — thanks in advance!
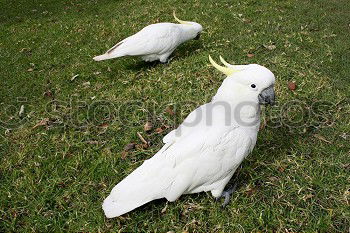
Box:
[250,84,257,89]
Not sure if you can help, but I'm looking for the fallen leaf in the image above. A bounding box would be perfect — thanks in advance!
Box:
[144,121,153,132]
[43,90,53,98]
[314,134,331,143]
[155,127,164,134]
[165,106,174,116]
[27,68,34,72]
[247,53,254,58]
[99,123,109,129]
[246,187,257,196]
[288,82,297,91]
[135,143,149,150]
[32,118,49,129]
[278,167,285,172]
[121,151,128,159]
[124,143,136,151]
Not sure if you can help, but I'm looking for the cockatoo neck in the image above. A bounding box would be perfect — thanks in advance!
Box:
[212,82,261,125]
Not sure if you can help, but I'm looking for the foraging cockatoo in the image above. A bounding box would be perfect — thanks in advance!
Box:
[93,13,203,63]
[103,56,276,218]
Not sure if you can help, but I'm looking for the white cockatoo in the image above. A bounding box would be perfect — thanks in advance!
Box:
[93,13,203,63]
[103,56,276,218]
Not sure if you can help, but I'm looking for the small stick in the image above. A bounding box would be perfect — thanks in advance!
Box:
[137,132,148,145]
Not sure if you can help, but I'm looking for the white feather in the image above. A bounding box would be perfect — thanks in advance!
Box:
[93,22,203,63]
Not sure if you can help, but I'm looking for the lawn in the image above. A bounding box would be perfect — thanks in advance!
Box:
[1,0,349,232]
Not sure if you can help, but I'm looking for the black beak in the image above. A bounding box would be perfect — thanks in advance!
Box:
[194,33,201,40]
[258,86,275,105]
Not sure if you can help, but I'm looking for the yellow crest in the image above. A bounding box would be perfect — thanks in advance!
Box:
[173,11,191,25]
[209,55,238,76]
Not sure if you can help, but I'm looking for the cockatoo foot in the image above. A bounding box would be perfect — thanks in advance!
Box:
[215,182,238,207]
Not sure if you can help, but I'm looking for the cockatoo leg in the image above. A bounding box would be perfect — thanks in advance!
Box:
[215,166,242,206]
[216,182,238,207]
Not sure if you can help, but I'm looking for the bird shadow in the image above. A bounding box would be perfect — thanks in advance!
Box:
[172,40,204,61]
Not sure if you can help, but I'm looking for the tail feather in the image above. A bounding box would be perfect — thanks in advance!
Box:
[102,181,164,218]
[93,53,126,61]
[103,195,158,218]
[93,41,125,61]
[93,54,111,61]
[102,159,169,218]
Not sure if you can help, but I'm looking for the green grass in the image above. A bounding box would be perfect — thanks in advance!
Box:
[1,0,350,231]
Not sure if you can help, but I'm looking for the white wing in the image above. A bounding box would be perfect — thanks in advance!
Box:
[94,23,182,61]
[103,103,255,218]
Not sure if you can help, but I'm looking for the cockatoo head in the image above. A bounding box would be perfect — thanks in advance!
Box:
[173,12,203,40]
[209,55,276,106]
